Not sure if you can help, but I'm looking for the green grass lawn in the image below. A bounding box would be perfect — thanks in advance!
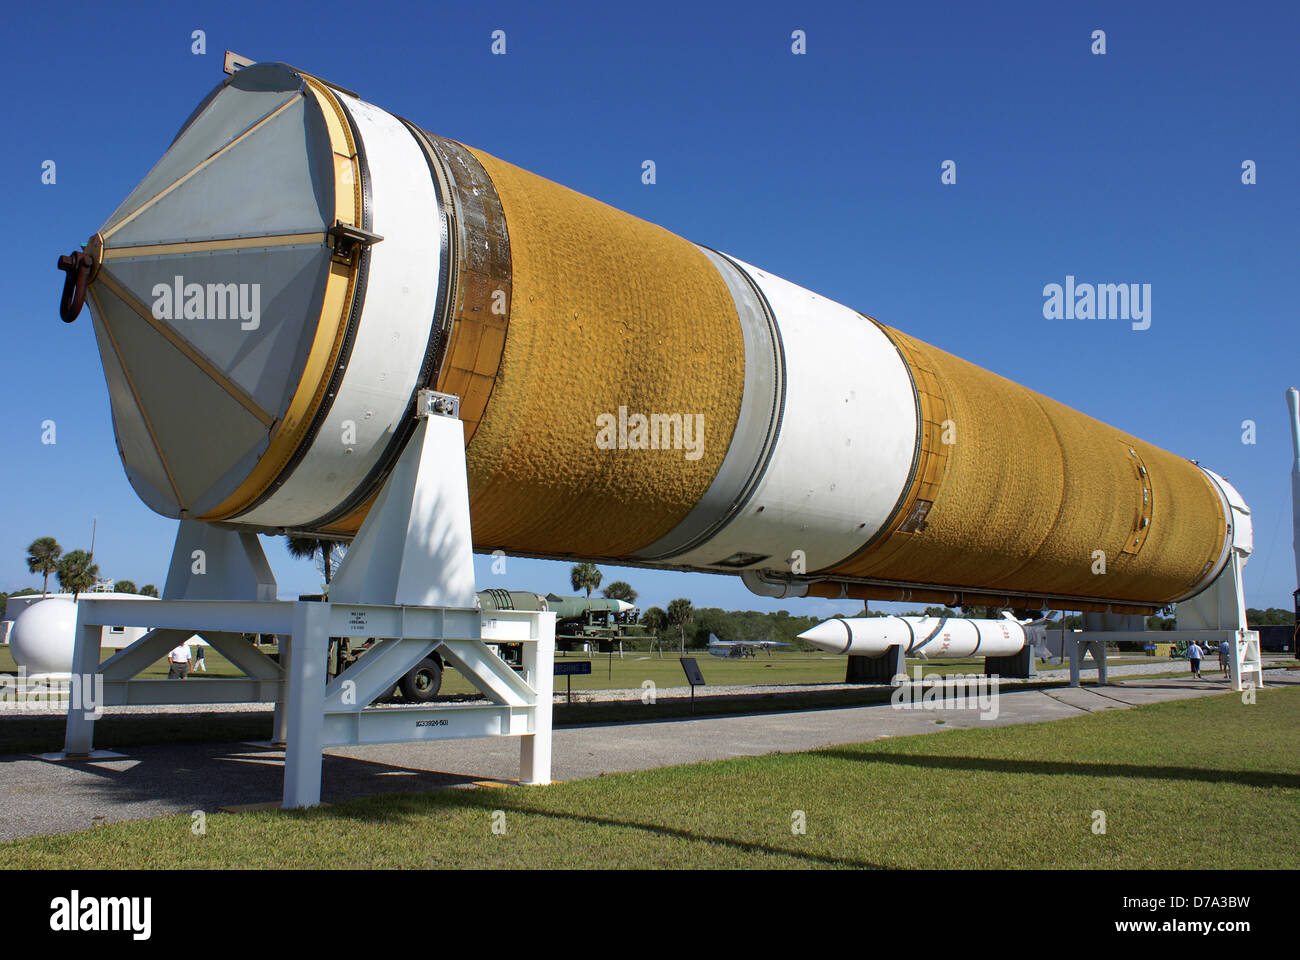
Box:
[0,644,249,679]
[457,648,848,693]
[443,651,1159,694]
[2,686,1295,869]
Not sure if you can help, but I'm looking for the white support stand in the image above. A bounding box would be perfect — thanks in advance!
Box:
[328,404,477,609]
[283,601,329,807]
[61,602,292,759]
[58,524,282,759]
[1066,634,1109,687]
[1174,553,1263,692]
[59,391,556,807]
[1072,554,1263,692]
[62,609,111,758]
[163,520,278,601]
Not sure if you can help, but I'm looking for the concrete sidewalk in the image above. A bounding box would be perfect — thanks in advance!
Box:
[0,670,1293,842]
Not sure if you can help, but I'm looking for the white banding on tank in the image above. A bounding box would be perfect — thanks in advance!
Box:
[658,257,919,572]
[1177,467,1251,602]
[236,92,442,526]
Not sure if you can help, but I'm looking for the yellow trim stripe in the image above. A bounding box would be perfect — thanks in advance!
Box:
[103,232,326,259]
[197,75,363,521]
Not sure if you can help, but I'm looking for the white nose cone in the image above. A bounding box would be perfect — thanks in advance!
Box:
[10,598,78,677]
[798,618,855,654]
[613,599,635,613]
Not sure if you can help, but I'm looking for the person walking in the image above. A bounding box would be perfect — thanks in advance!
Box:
[1187,640,1204,679]
[1218,638,1231,677]
[193,641,207,672]
[167,642,192,679]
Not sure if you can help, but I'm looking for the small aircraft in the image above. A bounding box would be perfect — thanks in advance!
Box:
[706,632,790,659]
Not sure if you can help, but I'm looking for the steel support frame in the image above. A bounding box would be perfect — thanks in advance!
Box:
[60,598,554,807]
[59,397,556,808]
[1072,553,1263,692]
[1065,635,1109,688]
[62,598,296,757]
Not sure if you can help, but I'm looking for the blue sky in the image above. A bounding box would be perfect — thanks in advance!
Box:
[2,0,1297,617]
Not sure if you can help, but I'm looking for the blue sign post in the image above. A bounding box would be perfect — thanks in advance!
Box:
[554,660,592,703]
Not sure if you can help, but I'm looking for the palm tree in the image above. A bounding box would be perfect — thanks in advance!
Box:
[26,537,62,595]
[139,584,159,597]
[56,549,99,599]
[666,598,693,654]
[285,536,341,584]
[642,606,667,658]
[602,580,637,604]
[570,562,602,598]
[114,579,137,594]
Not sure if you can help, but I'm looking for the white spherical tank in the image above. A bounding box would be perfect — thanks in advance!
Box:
[10,599,78,677]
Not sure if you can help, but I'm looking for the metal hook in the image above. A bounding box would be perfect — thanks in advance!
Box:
[57,249,97,323]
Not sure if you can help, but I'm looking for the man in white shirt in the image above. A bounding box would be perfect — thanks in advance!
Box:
[1187,641,1203,679]
[167,643,192,679]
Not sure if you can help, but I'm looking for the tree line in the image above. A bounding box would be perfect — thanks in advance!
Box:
[8,537,158,607]
[572,562,824,653]
[571,563,1299,650]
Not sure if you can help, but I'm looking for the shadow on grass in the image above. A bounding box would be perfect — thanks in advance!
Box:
[302,790,882,869]
[818,748,1300,790]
